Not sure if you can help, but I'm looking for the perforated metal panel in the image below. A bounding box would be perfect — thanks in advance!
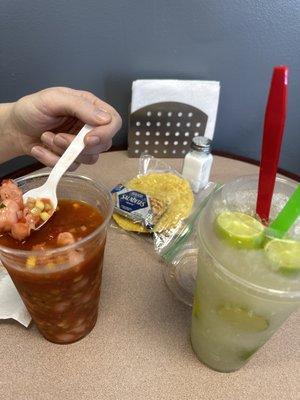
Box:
[128,102,208,158]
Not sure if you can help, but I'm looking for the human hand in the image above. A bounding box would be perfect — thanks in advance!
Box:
[5,87,122,168]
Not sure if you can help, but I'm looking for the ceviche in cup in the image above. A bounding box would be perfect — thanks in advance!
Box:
[0,173,113,344]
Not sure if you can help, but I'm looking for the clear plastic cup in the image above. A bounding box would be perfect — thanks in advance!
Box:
[191,175,300,372]
[0,173,113,344]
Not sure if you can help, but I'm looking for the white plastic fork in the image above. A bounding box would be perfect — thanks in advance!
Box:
[23,124,93,229]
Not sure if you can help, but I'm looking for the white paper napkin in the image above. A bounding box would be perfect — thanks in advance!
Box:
[131,79,220,139]
[0,265,31,327]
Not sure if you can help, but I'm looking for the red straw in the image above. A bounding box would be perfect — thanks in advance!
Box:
[256,66,288,222]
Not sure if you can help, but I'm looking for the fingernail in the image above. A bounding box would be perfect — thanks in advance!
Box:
[94,108,110,121]
[41,132,52,141]
[31,146,45,157]
[87,136,101,146]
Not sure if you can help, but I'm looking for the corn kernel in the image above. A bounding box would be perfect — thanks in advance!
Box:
[44,203,52,211]
[40,211,50,221]
[31,207,41,216]
[26,256,37,268]
[35,199,45,211]
[27,201,35,210]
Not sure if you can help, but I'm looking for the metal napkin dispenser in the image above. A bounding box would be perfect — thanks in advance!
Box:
[128,102,208,158]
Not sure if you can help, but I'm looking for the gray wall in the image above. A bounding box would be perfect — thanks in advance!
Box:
[1,0,299,176]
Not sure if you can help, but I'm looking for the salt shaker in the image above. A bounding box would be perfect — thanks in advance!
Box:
[182,136,213,193]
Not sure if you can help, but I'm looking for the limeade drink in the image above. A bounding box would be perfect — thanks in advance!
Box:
[191,176,300,372]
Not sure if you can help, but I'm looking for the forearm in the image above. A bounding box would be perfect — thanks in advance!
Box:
[0,103,23,163]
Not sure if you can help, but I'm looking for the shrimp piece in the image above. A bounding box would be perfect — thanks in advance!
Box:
[32,243,47,251]
[0,200,19,232]
[0,180,23,208]
[68,250,84,265]
[8,205,38,240]
[57,232,76,247]
[17,210,23,220]
[2,199,19,213]
[11,222,30,241]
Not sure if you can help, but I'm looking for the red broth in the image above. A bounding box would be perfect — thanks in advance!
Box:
[0,199,106,344]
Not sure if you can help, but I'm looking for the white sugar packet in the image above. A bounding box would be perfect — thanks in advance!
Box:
[131,79,220,140]
[0,265,31,327]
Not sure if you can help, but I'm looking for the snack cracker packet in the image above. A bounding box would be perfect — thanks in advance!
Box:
[111,184,167,230]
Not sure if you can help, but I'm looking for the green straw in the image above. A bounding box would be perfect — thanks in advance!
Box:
[268,185,300,238]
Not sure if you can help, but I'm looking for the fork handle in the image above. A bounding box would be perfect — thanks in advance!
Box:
[47,124,93,187]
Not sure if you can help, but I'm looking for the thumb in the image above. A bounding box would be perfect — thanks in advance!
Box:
[46,89,112,126]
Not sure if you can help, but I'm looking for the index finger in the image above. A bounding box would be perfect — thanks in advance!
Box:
[72,89,118,117]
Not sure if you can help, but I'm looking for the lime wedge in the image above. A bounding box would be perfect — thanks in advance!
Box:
[265,239,300,274]
[218,305,268,333]
[215,211,265,249]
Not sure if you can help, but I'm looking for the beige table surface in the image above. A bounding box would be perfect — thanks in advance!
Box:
[1,151,299,400]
